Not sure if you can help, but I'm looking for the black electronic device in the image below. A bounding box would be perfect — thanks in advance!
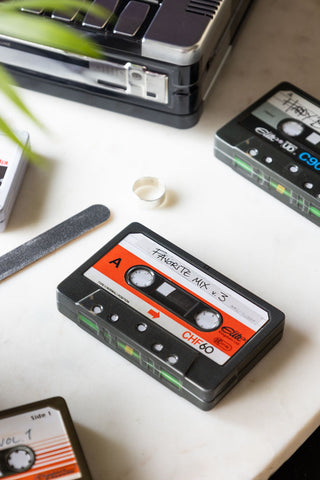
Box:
[214,82,320,226]
[57,223,285,410]
[0,0,254,128]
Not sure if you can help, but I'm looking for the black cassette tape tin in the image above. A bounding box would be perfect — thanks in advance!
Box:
[0,0,253,128]
[0,397,92,479]
[57,223,284,410]
[214,82,320,226]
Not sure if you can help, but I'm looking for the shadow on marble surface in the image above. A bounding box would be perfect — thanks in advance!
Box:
[213,323,307,413]
[198,0,320,141]
[76,423,149,480]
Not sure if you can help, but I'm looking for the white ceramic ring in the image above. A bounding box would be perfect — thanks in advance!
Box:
[132,177,166,207]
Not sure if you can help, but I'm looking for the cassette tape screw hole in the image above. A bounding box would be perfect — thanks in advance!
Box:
[110,313,119,322]
[152,343,164,352]
[137,323,147,332]
[249,148,259,157]
[304,182,313,190]
[264,156,273,164]
[167,354,178,365]
[289,165,299,173]
[92,305,103,314]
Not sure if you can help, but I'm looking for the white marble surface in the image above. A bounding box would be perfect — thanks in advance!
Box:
[1,0,320,478]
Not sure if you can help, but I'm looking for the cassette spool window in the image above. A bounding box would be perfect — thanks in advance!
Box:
[126,266,223,332]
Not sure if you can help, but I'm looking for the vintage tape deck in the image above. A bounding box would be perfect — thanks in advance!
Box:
[0,0,253,127]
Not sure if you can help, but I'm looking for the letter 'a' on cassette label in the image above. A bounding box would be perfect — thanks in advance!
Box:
[109,257,122,268]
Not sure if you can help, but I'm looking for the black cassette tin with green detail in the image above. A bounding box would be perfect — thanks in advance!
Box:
[214,82,320,226]
[57,223,284,410]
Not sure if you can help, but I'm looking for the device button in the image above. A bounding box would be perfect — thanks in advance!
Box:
[52,6,82,22]
[82,0,119,29]
[114,1,150,37]
[20,7,44,14]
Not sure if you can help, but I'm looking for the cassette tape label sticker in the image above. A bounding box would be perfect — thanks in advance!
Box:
[248,90,320,170]
[268,90,320,132]
[84,233,269,365]
[0,407,81,479]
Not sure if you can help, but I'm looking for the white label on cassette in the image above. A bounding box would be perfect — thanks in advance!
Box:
[269,90,320,133]
[121,233,268,330]
[0,407,81,479]
[84,233,270,364]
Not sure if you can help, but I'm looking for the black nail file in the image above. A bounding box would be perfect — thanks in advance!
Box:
[0,204,110,281]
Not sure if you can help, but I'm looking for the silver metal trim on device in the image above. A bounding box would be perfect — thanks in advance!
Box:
[142,0,250,65]
[0,42,168,104]
[142,0,227,65]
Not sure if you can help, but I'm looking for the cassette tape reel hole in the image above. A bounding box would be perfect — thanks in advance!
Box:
[6,446,35,473]
[278,119,305,137]
[194,309,222,331]
[127,266,155,288]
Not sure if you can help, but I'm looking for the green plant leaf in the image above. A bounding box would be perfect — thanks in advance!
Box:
[0,13,102,57]
[0,114,45,164]
[0,64,44,128]
[0,0,108,161]
[0,0,107,18]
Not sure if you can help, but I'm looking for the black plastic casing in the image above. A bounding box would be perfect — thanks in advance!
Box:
[57,223,284,410]
[214,82,320,226]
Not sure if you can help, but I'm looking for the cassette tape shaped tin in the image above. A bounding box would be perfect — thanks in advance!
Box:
[0,397,92,479]
[0,131,29,232]
[57,223,285,410]
[214,82,320,226]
